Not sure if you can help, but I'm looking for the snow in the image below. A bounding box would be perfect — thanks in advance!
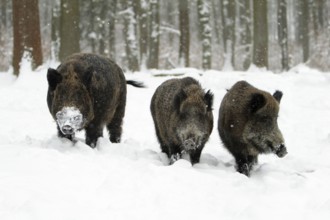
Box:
[1,63,330,220]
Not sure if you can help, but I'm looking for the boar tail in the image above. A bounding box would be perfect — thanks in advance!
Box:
[126,80,145,88]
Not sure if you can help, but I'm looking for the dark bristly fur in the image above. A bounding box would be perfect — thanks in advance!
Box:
[218,81,287,176]
[150,77,214,164]
[47,53,144,147]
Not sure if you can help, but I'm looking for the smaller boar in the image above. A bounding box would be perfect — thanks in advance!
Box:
[47,53,143,148]
[150,77,214,164]
[218,81,287,176]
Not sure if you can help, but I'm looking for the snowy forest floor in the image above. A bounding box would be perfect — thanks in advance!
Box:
[1,62,330,220]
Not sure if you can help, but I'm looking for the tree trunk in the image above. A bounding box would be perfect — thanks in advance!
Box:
[12,0,43,75]
[233,0,252,70]
[220,0,235,54]
[51,0,60,61]
[277,0,289,71]
[197,0,212,70]
[296,0,309,63]
[122,0,139,72]
[1,0,7,28]
[98,0,108,55]
[211,0,221,45]
[147,0,160,69]
[179,0,190,67]
[109,0,117,61]
[139,0,149,69]
[252,0,268,68]
[88,1,97,53]
[220,0,235,68]
[0,0,10,71]
[85,0,108,55]
[59,0,80,62]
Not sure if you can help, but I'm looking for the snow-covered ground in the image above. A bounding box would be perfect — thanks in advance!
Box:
[1,62,330,220]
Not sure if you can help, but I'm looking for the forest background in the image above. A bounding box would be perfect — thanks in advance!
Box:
[0,0,329,75]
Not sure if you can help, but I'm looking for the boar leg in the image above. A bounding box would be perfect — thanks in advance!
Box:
[154,126,170,156]
[168,144,182,164]
[234,153,252,176]
[85,124,103,148]
[107,101,125,143]
[190,147,203,164]
[247,155,258,167]
[160,144,170,156]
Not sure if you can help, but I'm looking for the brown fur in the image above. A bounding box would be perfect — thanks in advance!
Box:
[218,81,287,176]
[150,77,214,164]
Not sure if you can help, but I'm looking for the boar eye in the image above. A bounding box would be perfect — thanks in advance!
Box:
[73,115,82,121]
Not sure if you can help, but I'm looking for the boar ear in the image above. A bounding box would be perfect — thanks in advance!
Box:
[250,93,266,113]
[47,68,62,90]
[204,90,214,111]
[273,90,283,103]
[174,89,187,112]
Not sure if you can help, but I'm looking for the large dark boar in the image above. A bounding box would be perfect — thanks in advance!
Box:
[218,81,287,176]
[47,53,143,147]
[150,77,214,164]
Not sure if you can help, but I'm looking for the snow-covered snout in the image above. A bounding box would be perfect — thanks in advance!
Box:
[175,89,214,153]
[178,124,208,151]
[56,107,84,135]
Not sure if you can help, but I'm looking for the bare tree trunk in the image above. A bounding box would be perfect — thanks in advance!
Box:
[139,0,149,69]
[296,0,309,63]
[122,0,139,71]
[252,0,268,68]
[278,0,289,71]
[90,1,97,53]
[147,0,160,69]
[59,0,80,62]
[197,0,212,70]
[234,0,252,70]
[162,1,177,69]
[51,0,60,61]
[220,0,235,68]
[109,0,117,61]
[1,0,7,28]
[0,0,9,70]
[211,0,221,45]
[179,0,190,67]
[12,0,43,75]
[98,0,108,55]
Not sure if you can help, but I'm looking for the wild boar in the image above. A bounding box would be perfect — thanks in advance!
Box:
[150,77,214,164]
[47,53,143,148]
[218,80,287,176]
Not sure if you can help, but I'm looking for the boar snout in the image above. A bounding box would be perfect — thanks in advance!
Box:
[183,139,196,150]
[275,144,287,158]
[61,125,74,135]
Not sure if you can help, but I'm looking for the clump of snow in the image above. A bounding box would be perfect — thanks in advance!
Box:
[0,64,330,220]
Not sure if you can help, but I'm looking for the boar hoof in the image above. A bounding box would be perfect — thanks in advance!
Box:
[110,136,121,143]
[86,138,97,148]
[237,163,250,177]
[170,153,181,165]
